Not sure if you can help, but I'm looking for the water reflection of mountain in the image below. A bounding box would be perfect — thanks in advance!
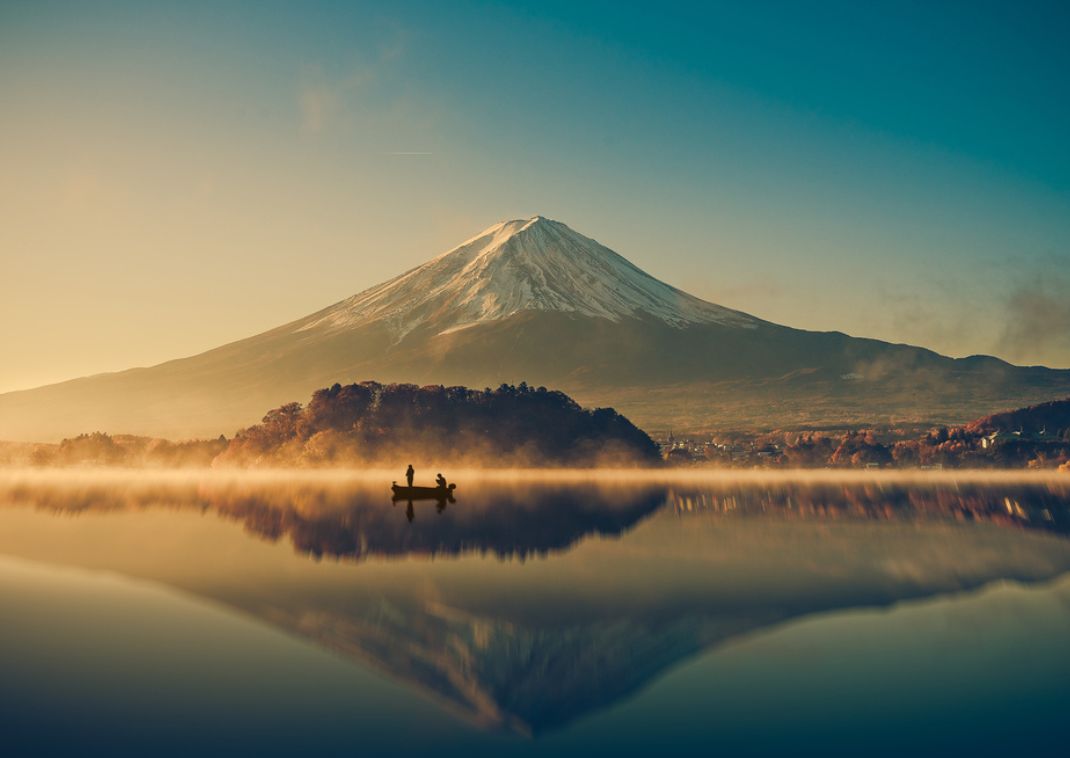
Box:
[207,494,1070,735]
[3,475,1070,735]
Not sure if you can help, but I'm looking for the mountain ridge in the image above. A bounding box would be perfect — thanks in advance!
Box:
[2,215,1069,441]
[292,216,759,340]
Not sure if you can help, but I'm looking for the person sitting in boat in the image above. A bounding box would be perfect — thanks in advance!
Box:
[435,473,447,489]
[406,464,414,487]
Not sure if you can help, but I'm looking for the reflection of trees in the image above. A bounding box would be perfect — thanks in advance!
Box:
[209,483,669,561]
[6,477,1070,557]
[0,478,669,562]
[6,477,1070,563]
[667,483,1070,535]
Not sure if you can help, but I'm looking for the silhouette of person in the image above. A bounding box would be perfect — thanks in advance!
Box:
[435,472,447,489]
[406,464,414,487]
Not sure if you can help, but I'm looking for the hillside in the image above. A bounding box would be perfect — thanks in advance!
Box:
[215,381,660,467]
[965,397,1070,436]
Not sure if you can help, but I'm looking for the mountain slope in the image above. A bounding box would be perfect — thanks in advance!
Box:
[297,216,758,338]
[2,216,1069,440]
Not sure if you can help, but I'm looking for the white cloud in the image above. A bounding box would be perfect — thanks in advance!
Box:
[297,24,409,136]
[299,82,339,134]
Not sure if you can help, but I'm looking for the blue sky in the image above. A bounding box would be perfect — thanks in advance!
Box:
[1,0,1068,390]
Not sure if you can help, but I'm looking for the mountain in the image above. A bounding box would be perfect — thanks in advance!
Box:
[3,215,1070,440]
[304,216,759,337]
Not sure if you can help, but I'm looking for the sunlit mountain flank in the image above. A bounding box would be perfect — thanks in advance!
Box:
[2,216,1067,440]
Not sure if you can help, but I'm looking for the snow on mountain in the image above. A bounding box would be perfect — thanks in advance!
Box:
[5,214,1070,443]
[298,216,758,339]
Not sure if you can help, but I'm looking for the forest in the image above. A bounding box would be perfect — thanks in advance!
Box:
[215,381,661,467]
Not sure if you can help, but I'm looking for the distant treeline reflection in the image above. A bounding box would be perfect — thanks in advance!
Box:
[669,482,1070,535]
[3,478,1070,562]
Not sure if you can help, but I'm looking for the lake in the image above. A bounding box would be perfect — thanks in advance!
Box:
[1,469,1069,757]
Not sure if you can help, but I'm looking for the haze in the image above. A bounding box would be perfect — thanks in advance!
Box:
[3,1,1070,393]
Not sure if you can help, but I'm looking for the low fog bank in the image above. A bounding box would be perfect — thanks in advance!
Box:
[1,466,1067,488]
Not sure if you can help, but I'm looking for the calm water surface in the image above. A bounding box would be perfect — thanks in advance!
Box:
[1,471,1069,756]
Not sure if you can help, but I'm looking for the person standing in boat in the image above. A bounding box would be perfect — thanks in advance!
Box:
[435,473,447,489]
[405,464,414,487]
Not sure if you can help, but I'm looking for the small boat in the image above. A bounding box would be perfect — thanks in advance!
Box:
[391,482,456,500]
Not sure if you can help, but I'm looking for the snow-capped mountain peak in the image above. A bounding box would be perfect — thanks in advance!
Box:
[299,216,757,338]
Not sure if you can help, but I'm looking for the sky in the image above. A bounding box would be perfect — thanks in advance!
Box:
[2,0,1069,393]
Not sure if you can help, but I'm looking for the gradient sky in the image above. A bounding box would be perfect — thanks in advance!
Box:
[2,0,1069,393]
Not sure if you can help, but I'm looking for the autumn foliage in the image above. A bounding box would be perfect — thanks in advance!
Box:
[215,381,660,467]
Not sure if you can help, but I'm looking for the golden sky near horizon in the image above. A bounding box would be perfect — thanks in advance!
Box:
[2,2,1069,393]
